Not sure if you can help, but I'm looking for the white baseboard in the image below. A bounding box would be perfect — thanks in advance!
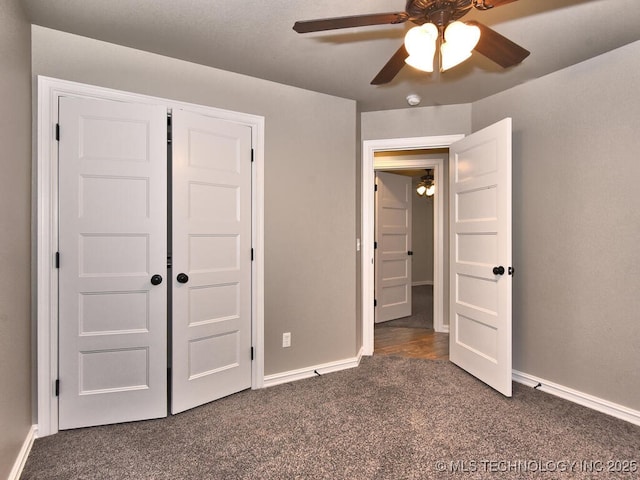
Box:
[264,349,363,388]
[512,370,640,427]
[412,281,433,286]
[8,425,37,480]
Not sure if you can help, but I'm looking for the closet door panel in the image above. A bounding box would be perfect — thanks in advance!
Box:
[58,96,168,429]
[171,110,252,414]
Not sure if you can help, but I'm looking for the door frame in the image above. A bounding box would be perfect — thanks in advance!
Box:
[36,76,265,437]
[361,135,464,355]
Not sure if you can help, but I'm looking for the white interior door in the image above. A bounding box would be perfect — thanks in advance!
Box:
[449,118,512,396]
[375,172,412,323]
[58,96,168,429]
[171,109,252,414]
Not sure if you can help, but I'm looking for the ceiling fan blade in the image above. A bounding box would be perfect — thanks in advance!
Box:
[473,0,519,9]
[293,12,408,33]
[371,44,409,85]
[485,0,519,7]
[467,20,530,68]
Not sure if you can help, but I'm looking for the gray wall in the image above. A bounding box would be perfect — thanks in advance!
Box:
[472,40,640,410]
[0,0,32,476]
[31,26,357,377]
[361,104,472,141]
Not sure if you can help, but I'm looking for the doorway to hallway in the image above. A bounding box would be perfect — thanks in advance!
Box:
[363,120,514,397]
[362,136,463,357]
[372,153,449,360]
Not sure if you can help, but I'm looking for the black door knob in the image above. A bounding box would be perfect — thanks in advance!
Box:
[177,273,189,284]
[492,266,505,276]
[150,274,163,285]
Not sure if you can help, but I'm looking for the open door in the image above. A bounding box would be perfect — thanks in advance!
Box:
[449,118,512,397]
[375,172,413,323]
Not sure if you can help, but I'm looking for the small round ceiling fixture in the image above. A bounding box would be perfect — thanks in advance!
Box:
[406,94,421,106]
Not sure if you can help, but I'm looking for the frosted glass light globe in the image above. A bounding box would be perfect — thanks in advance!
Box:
[404,23,438,73]
[441,21,480,71]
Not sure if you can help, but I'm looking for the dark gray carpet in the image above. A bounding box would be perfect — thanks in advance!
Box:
[22,357,640,479]
[377,285,433,329]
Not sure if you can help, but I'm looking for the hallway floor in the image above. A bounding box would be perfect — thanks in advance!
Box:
[374,326,449,360]
[374,285,449,360]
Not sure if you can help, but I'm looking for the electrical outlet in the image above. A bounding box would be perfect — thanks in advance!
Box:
[282,332,291,348]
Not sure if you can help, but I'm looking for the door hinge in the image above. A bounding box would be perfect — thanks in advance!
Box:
[55,379,60,397]
[374,184,378,192]
[374,241,378,249]
[251,248,254,261]
[508,266,514,276]
[374,299,377,307]
[167,114,172,143]
[408,250,413,256]
[251,148,254,163]
[55,252,60,269]
[55,123,60,141]
[251,346,254,361]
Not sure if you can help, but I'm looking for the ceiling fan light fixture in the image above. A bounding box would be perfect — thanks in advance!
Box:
[295,2,531,86]
[444,21,481,52]
[440,42,473,71]
[416,173,435,197]
[405,54,435,72]
[440,21,481,71]
[404,23,438,72]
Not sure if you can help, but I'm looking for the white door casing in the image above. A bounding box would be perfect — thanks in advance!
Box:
[171,110,253,414]
[58,96,168,429]
[449,118,513,397]
[362,136,462,356]
[375,172,412,323]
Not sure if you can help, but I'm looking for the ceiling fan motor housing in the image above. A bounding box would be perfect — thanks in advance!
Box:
[406,0,474,26]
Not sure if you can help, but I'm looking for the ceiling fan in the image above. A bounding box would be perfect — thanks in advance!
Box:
[293,0,530,85]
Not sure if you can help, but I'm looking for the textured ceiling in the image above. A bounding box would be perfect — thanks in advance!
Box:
[22,0,640,111]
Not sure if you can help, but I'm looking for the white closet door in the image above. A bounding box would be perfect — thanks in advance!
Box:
[58,96,168,429]
[171,110,252,414]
